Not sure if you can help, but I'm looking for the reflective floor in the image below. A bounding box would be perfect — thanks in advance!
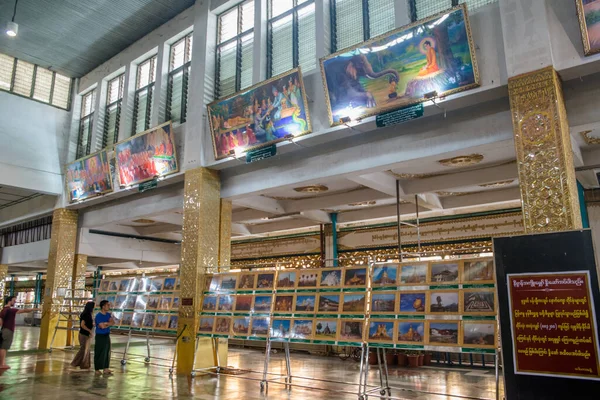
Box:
[0,327,503,399]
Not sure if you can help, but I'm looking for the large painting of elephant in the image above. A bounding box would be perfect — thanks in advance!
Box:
[320,4,479,126]
[207,68,311,160]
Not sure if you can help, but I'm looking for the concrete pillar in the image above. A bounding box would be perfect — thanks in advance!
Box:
[39,209,79,350]
[177,167,222,375]
[0,265,7,307]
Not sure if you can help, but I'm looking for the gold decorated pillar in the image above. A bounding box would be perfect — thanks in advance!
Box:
[178,167,221,375]
[218,199,232,267]
[39,209,78,350]
[0,265,7,307]
[508,66,582,233]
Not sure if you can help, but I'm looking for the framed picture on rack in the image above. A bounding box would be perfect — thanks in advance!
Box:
[156,314,170,330]
[367,319,395,343]
[106,296,116,307]
[207,275,221,292]
[341,293,367,313]
[257,273,275,289]
[314,319,338,340]
[100,280,110,292]
[317,293,341,313]
[163,278,176,291]
[292,319,314,340]
[220,274,238,291]
[338,320,364,341]
[398,291,427,314]
[172,297,180,310]
[397,320,425,345]
[141,278,152,292]
[108,280,119,292]
[118,279,132,292]
[294,294,316,313]
[112,312,122,326]
[343,267,368,288]
[238,273,256,290]
[270,319,292,339]
[429,290,461,314]
[428,262,461,284]
[276,271,296,289]
[399,263,429,285]
[462,289,495,315]
[168,315,178,330]
[160,296,172,310]
[217,294,234,312]
[132,313,144,328]
[274,295,294,313]
[462,320,496,348]
[204,275,214,292]
[147,295,160,310]
[370,292,397,314]
[297,270,320,289]
[130,278,142,292]
[234,295,254,312]
[427,321,460,346]
[202,295,217,312]
[143,314,156,328]
[214,317,232,334]
[462,259,495,284]
[175,278,181,291]
[199,317,215,333]
[576,0,600,56]
[125,295,137,309]
[232,317,250,335]
[115,295,127,310]
[371,265,398,288]
[250,317,270,337]
[253,295,273,313]
[319,268,342,289]
[121,312,133,327]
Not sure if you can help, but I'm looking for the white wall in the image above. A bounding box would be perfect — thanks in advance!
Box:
[0,91,71,195]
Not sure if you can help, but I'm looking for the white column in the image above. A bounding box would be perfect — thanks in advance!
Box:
[118,63,135,141]
[395,0,411,28]
[587,204,600,270]
[152,43,169,127]
[252,0,267,85]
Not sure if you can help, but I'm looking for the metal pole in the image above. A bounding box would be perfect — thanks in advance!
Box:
[376,348,384,391]
[331,213,338,267]
[414,194,421,257]
[214,338,221,372]
[362,345,370,398]
[357,344,366,399]
[319,224,325,268]
[261,339,272,392]
[396,180,402,262]
[122,328,132,364]
[284,341,292,386]
[382,348,391,396]
[495,349,500,400]
[145,330,151,363]
[9,275,15,297]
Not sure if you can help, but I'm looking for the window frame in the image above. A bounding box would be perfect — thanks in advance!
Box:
[330,0,383,52]
[215,0,255,99]
[0,54,73,111]
[409,0,463,22]
[101,73,125,149]
[132,55,157,135]
[166,33,193,124]
[76,89,96,159]
[267,0,316,78]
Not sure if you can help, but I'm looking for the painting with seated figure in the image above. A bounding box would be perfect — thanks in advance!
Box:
[320,4,478,126]
[208,68,311,160]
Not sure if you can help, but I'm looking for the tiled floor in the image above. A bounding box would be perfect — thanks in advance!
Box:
[0,327,503,399]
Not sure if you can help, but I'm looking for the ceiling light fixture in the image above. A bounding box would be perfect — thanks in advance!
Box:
[293,184,329,193]
[6,0,19,37]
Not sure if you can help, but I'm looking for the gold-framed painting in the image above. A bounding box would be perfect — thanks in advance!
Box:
[297,269,320,289]
[198,316,215,333]
[214,316,232,334]
[576,0,600,56]
[461,320,497,348]
[237,272,257,290]
[428,290,461,315]
[370,291,397,315]
[156,314,170,330]
[320,4,479,126]
[371,264,398,288]
[219,274,238,291]
[216,294,234,312]
[232,316,251,336]
[114,121,178,187]
[250,317,270,337]
[397,320,426,345]
[256,272,276,289]
[398,263,429,285]
[317,292,342,314]
[201,295,217,312]
[159,295,172,310]
[426,320,461,346]
[319,268,343,289]
[291,318,314,340]
[314,318,339,341]
[276,270,297,289]
[428,261,461,284]
[462,289,496,315]
[207,68,312,160]
[343,267,368,289]
[294,293,317,314]
[341,293,367,314]
[338,320,365,342]
[65,149,113,203]
[234,294,254,312]
[367,319,396,344]
[270,318,292,340]
[462,258,495,284]
[253,295,273,313]
[274,294,295,313]
[398,291,427,314]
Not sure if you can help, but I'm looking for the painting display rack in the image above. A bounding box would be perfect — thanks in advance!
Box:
[48,288,90,352]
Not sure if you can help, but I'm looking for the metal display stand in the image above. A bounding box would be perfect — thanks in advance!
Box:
[48,287,88,352]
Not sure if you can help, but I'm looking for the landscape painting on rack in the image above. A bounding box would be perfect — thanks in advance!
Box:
[320,4,478,125]
[66,150,113,202]
[208,68,311,160]
[577,0,600,55]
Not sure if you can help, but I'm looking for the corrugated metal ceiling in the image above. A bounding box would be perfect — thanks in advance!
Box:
[0,0,196,77]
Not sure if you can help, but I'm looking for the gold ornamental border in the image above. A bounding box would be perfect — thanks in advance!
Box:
[64,148,114,203]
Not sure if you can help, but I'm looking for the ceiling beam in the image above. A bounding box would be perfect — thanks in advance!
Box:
[232,223,252,236]
[348,172,398,197]
[298,210,332,224]
[234,196,286,214]
[281,188,392,213]
[573,135,599,188]
[440,187,521,209]
[400,163,518,195]
[232,208,273,223]
[336,203,423,223]
[134,223,181,236]
[417,193,443,210]
[248,219,319,235]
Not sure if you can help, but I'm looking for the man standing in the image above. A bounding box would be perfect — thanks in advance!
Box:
[94,300,114,375]
[0,296,41,369]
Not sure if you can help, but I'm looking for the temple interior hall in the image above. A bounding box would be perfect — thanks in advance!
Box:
[1,0,600,399]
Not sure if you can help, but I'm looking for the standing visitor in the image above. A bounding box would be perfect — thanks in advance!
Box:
[71,301,95,370]
[0,296,41,369]
[94,300,114,375]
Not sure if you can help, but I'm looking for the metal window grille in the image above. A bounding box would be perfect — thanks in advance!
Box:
[132,55,157,135]
[331,0,396,52]
[0,52,72,110]
[76,89,96,159]
[458,0,497,12]
[215,0,255,99]
[166,33,193,124]
[267,0,316,78]
[412,0,453,21]
[102,74,124,149]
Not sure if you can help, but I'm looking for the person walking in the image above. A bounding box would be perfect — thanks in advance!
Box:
[0,296,41,369]
[70,301,95,370]
[94,300,114,375]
